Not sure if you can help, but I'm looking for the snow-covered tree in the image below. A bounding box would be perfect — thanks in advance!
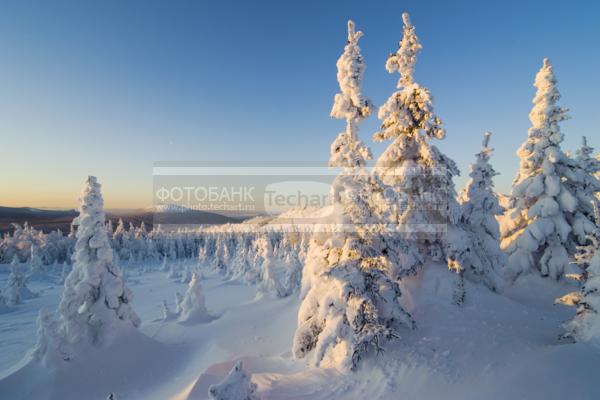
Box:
[27,243,45,280]
[33,309,64,364]
[49,176,141,359]
[161,253,169,272]
[3,255,36,305]
[180,265,192,284]
[167,262,179,280]
[556,211,600,342]
[501,59,578,280]
[174,291,184,315]
[455,132,506,292]
[161,299,177,321]
[371,12,458,275]
[568,136,600,245]
[293,20,414,371]
[208,361,259,400]
[179,272,209,323]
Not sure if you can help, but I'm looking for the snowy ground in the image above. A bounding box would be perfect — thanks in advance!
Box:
[1,260,600,400]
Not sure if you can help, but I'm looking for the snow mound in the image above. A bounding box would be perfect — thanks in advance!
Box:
[207,360,259,400]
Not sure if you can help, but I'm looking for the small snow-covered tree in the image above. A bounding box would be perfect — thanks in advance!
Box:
[556,212,600,342]
[174,291,184,315]
[161,253,169,272]
[208,361,259,400]
[179,272,209,323]
[33,309,64,364]
[371,13,458,275]
[455,132,506,292]
[501,59,578,280]
[568,136,600,245]
[27,243,45,280]
[52,176,141,357]
[180,265,192,284]
[3,255,36,305]
[293,20,414,371]
[161,299,177,321]
[167,262,179,280]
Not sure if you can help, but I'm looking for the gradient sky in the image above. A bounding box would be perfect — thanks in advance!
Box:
[1,0,599,209]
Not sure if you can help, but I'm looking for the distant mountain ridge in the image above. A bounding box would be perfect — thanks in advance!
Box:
[0,204,247,234]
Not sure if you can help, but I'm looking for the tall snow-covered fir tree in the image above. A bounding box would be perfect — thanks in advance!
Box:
[293,20,414,372]
[501,58,578,280]
[371,12,459,274]
[455,132,506,292]
[37,176,141,362]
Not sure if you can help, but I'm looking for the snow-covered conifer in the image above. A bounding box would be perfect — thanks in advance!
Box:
[3,255,36,305]
[371,12,458,275]
[161,300,177,321]
[161,253,169,272]
[556,215,600,342]
[501,59,578,280]
[179,272,209,323]
[293,20,414,371]
[53,176,140,355]
[568,136,600,245]
[27,243,45,280]
[167,262,179,280]
[33,309,64,364]
[208,361,259,400]
[180,265,192,284]
[455,132,506,292]
[174,291,184,315]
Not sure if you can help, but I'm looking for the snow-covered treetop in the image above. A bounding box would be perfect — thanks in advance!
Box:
[75,176,112,261]
[513,58,570,185]
[373,12,444,143]
[386,12,422,88]
[576,136,600,175]
[329,20,373,169]
[528,58,569,141]
[330,20,373,125]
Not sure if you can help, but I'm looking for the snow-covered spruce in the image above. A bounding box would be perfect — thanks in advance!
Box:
[32,309,63,364]
[556,226,600,342]
[257,234,300,297]
[167,262,179,280]
[568,136,600,245]
[36,176,141,363]
[294,236,416,371]
[179,272,209,323]
[455,132,506,292]
[293,20,414,372]
[27,244,45,280]
[371,12,457,276]
[161,299,178,321]
[208,361,259,400]
[180,265,192,284]
[3,255,37,305]
[501,59,578,280]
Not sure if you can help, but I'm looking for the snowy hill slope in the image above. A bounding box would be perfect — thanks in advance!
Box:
[2,259,599,399]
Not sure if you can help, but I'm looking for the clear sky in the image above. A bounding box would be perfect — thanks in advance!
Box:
[1,0,598,209]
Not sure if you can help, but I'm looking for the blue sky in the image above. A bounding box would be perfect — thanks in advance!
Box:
[0,0,598,208]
